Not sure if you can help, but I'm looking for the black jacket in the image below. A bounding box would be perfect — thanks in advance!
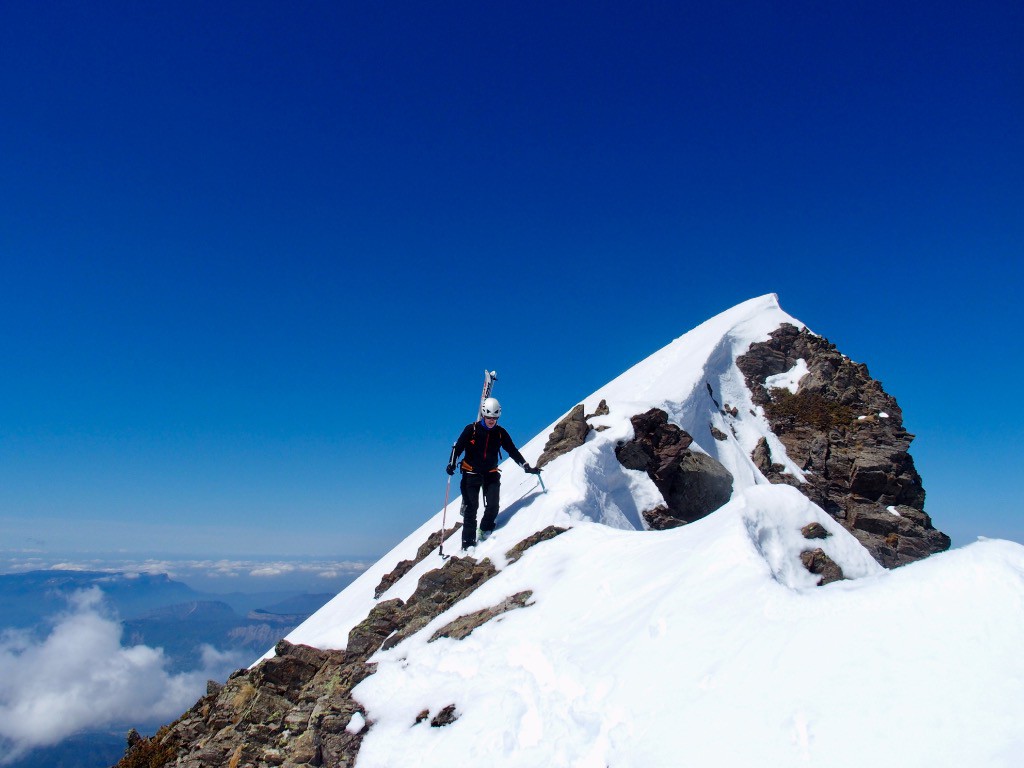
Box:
[450,420,526,474]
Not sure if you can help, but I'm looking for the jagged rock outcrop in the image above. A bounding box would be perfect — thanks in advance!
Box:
[374,523,462,598]
[615,408,734,529]
[737,323,950,567]
[379,555,499,650]
[115,529,566,768]
[537,404,590,468]
[115,638,370,768]
[535,401,612,468]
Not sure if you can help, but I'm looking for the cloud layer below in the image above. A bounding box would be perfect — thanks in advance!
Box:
[0,588,246,763]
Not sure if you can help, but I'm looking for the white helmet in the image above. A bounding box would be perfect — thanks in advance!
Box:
[481,397,502,419]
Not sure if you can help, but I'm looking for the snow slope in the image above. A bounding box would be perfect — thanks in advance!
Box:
[277,294,1024,766]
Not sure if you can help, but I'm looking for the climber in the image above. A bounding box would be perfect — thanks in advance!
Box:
[446,397,539,549]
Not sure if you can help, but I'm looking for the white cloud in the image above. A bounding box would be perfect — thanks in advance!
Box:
[250,564,296,577]
[0,588,244,764]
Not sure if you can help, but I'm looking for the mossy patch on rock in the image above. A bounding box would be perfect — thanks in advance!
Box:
[765,387,856,432]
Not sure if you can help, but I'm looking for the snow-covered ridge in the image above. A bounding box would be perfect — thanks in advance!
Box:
[261,294,1024,767]
[279,294,805,650]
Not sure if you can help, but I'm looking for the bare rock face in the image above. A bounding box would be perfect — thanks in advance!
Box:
[114,638,372,768]
[737,323,950,567]
[615,408,734,528]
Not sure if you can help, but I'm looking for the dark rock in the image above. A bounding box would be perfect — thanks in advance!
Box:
[430,590,534,641]
[430,705,459,727]
[706,382,720,407]
[710,425,728,441]
[615,439,653,471]
[586,399,611,419]
[347,599,405,659]
[381,556,499,651]
[751,436,773,475]
[736,323,949,567]
[252,642,330,694]
[504,526,569,563]
[537,404,591,468]
[847,505,951,569]
[374,523,462,598]
[615,409,733,526]
[751,437,796,486]
[641,505,686,530]
[800,548,845,585]
[801,522,830,540]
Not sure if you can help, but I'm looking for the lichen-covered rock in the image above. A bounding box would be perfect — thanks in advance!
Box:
[537,404,591,468]
[114,639,370,768]
[737,324,950,567]
[381,556,499,650]
[504,525,568,563]
[430,590,534,641]
[374,523,462,598]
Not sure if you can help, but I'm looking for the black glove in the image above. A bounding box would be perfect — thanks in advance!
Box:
[446,463,456,476]
[522,463,539,474]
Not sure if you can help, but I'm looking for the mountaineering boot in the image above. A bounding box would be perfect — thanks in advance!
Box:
[478,528,492,542]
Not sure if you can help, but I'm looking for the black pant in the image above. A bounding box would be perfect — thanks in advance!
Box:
[460,472,500,545]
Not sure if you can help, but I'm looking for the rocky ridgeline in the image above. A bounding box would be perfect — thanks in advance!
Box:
[736,323,950,566]
[532,323,948,569]
[115,528,567,768]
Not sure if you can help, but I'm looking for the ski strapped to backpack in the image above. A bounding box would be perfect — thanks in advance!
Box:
[477,369,498,421]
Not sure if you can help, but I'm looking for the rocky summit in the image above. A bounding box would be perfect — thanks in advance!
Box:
[736,322,950,566]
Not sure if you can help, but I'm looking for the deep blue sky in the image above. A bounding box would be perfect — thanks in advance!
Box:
[1,1,1020,558]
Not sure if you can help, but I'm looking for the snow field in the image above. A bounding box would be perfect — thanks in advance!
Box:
[353,488,1024,767]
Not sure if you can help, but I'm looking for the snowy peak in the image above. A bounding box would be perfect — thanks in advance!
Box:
[117,296,1021,768]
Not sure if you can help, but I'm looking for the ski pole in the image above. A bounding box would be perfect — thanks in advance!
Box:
[438,473,453,558]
